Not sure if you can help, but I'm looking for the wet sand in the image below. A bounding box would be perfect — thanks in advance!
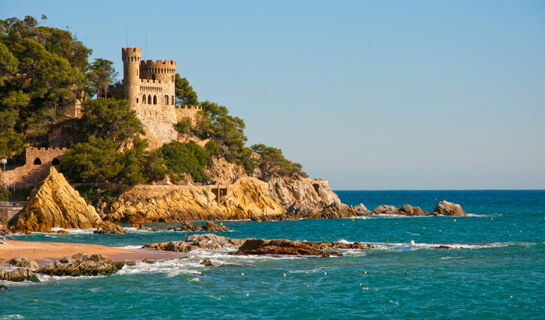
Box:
[0,240,185,266]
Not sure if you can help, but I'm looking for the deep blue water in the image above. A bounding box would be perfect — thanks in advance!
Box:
[1,190,544,319]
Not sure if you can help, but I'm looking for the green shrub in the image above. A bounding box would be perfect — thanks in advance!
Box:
[158,141,210,183]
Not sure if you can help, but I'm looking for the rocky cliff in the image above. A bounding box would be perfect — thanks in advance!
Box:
[107,175,354,222]
[8,167,102,232]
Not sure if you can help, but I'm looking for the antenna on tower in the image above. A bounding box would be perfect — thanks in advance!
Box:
[125,23,128,47]
[144,33,148,60]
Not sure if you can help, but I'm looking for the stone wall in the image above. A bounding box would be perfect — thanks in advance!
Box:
[175,105,202,126]
[0,147,67,189]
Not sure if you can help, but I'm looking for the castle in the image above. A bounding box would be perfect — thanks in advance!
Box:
[112,48,201,148]
[1,48,202,189]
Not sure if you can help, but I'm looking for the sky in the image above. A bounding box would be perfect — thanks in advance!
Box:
[2,0,545,189]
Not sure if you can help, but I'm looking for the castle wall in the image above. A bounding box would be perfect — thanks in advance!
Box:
[1,148,67,189]
[175,105,202,126]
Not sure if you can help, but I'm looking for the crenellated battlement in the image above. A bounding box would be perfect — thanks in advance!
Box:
[140,79,163,84]
[27,147,68,152]
[141,60,176,66]
[175,105,202,110]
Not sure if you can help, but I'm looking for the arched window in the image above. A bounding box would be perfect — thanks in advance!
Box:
[33,158,42,165]
[152,74,156,80]
[164,95,169,104]
[136,98,139,103]
[171,95,175,105]
[148,95,152,104]
[153,95,157,105]
[142,94,146,104]
[52,158,60,165]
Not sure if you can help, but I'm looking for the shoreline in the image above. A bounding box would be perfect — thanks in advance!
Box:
[0,240,185,266]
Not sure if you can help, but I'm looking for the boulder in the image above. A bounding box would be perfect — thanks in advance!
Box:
[203,221,229,232]
[200,258,213,267]
[8,167,102,233]
[131,223,148,230]
[398,204,427,216]
[432,200,466,216]
[94,222,126,235]
[232,239,343,257]
[8,257,39,270]
[0,267,39,282]
[372,205,399,215]
[354,203,371,215]
[36,253,127,277]
[309,241,374,250]
[0,284,7,290]
[144,234,245,253]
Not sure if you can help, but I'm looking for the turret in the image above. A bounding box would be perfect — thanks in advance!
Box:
[140,60,177,82]
[122,48,141,107]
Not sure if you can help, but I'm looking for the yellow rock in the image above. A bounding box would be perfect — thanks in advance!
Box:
[8,167,102,233]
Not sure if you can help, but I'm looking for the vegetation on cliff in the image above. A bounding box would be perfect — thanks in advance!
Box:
[1,15,306,199]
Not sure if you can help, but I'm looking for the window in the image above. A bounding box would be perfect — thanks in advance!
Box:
[136,98,139,103]
[171,95,175,105]
[148,95,152,104]
[153,95,157,105]
[52,158,60,165]
[142,94,146,104]
[164,95,169,104]
[33,158,42,165]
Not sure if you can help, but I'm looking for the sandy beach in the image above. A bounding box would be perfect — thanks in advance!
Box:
[0,240,185,265]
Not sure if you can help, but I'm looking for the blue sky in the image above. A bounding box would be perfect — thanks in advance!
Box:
[2,0,544,189]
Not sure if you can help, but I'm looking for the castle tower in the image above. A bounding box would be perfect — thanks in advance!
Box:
[140,59,177,83]
[122,47,141,107]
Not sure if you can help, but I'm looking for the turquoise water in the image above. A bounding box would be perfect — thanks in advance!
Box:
[1,190,544,319]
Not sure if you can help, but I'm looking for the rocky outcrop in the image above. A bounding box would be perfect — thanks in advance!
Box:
[144,234,373,257]
[354,203,370,215]
[232,239,343,257]
[144,234,245,252]
[107,173,355,222]
[94,222,126,235]
[8,167,102,233]
[8,257,39,269]
[432,200,466,216]
[108,177,285,222]
[358,201,467,217]
[0,267,39,282]
[36,253,129,277]
[171,221,229,232]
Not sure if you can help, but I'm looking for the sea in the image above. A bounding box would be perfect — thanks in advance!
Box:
[1,190,544,319]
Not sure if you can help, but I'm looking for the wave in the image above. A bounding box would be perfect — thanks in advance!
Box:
[365,241,535,251]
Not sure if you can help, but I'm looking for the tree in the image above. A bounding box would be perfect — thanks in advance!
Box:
[251,144,306,179]
[175,117,193,134]
[88,58,116,98]
[80,98,142,143]
[158,140,210,183]
[174,73,198,105]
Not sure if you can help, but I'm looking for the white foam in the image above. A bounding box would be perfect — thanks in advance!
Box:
[366,241,535,251]
[0,315,25,320]
[113,245,143,249]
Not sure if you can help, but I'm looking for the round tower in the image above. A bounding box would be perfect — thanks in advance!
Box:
[122,48,141,107]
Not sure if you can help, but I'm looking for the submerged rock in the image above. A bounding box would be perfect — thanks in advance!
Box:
[37,253,127,277]
[432,200,467,216]
[200,258,213,267]
[232,239,343,257]
[8,257,39,270]
[8,167,102,233]
[94,222,126,235]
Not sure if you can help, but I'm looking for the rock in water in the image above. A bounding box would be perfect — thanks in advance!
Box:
[8,257,39,269]
[94,222,126,235]
[8,167,102,233]
[144,234,245,252]
[372,205,399,215]
[37,253,126,277]
[0,268,39,282]
[354,203,371,215]
[432,200,467,216]
[200,258,213,267]
[232,239,343,257]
